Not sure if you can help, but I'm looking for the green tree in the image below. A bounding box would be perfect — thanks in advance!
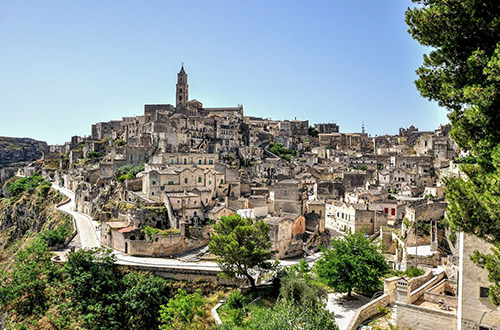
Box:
[0,238,60,316]
[122,272,170,329]
[65,248,123,330]
[315,231,388,297]
[253,297,338,330]
[208,214,276,290]
[279,267,326,306]
[406,0,500,305]
[308,126,319,137]
[158,289,207,330]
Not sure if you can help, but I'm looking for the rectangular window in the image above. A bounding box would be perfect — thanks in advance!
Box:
[184,158,187,164]
[209,159,213,165]
[152,180,156,185]
[198,177,202,183]
[220,179,224,184]
[170,159,174,164]
[168,181,174,185]
[384,208,388,214]
[391,208,396,216]
[184,178,188,184]
[480,286,490,298]
[198,159,202,164]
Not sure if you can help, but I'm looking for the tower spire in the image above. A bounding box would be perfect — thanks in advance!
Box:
[176,64,188,108]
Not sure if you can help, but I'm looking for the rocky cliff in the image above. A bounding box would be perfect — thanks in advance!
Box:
[0,136,48,167]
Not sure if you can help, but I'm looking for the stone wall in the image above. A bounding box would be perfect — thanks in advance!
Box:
[396,302,457,330]
[384,276,400,302]
[408,271,445,304]
[424,291,458,308]
[127,232,209,257]
[346,293,391,330]
[409,271,434,292]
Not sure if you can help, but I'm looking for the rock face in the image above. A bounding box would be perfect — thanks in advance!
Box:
[0,136,48,167]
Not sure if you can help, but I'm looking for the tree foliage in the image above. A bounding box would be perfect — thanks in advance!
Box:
[115,163,145,182]
[209,214,276,289]
[268,142,296,162]
[65,248,123,330]
[253,297,338,330]
[279,265,326,306]
[158,289,207,330]
[315,231,388,297]
[7,173,51,197]
[406,0,500,305]
[122,272,170,329]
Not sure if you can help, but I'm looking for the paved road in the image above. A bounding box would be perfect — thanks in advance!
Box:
[53,184,100,249]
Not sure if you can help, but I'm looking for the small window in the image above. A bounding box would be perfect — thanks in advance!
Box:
[480,286,490,298]
[391,208,396,216]
[220,179,224,184]
[152,180,156,185]
[168,181,174,185]
[198,177,202,183]
[209,180,212,185]
[170,159,174,164]
[184,178,188,184]
[184,158,187,164]
[198,159,202,164]
[384,208,388,214]
[209,159,213,165]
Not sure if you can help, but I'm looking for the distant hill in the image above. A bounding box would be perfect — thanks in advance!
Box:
[0,136,48,167]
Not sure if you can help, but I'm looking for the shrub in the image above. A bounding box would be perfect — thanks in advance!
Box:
[115,163,144,181]
[7,173,51,197]
[226,291,245,309]
[405,267,425,278]
[86,151,101,159]
[40,223,72,247]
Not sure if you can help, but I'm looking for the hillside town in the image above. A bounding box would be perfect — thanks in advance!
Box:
[3,65,497,329]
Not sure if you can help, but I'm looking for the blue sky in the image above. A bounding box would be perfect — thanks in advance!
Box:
[0,1,448,144]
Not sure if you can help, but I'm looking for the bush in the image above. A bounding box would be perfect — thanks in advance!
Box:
[405,267,425,278]
[268,142,296,162]
[279,268,326,305]
[7,173,51,197]
[86,151,101,159]
[115,163,144,182]
[40,218,73,247]
[226,291,245,309]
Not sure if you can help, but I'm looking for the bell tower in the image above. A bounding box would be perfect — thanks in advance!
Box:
[176,64,188,108]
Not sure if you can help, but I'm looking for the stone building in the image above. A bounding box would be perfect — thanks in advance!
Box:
[264,213,306,259]
[458,233,500,329]
[273,179,303,214]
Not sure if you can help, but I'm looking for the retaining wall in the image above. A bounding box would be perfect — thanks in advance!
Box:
[346,293,391,330]
[396,301,456,330]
